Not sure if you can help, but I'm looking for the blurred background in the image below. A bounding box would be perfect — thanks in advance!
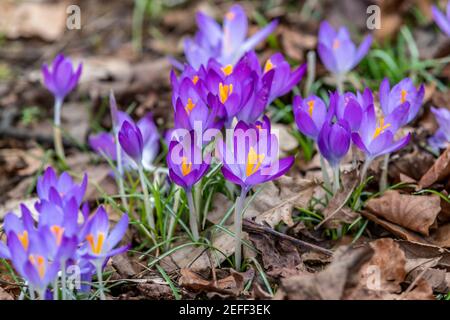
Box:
[0,0,448,204]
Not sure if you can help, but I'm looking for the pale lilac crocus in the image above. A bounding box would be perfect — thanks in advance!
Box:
[428,107,450,151]
[432,2,450,37]
[317,21,372,92]
[42,54,82,160]
[184,4,278,69]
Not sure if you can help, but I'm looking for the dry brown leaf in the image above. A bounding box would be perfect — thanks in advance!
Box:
[0,287,13,300]
[275,246,373,300]
[248,176,316,228]
[178,268,252,297]
[419,145,450,188]
[248,231,304,278]
[0,1,67,41]
[366,190,440,236]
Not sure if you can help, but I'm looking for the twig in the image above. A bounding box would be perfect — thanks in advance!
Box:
[242,219,333,256]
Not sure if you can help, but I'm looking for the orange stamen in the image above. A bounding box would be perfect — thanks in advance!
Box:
[245,147,265,177]
[181,157,192,176]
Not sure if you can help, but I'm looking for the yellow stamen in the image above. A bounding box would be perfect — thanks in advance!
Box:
[256,124,262,130]
[333,39,340,50]
[50,225,65,246]
[307,100,315,117]
[221,64,233,76]
[400,89,407,104]
[185,98,196,114]
[86,233,105,255]
[219,83,233,103]
[18,231,29,250]
[192,75,199,84]
[264,59,275,73]
[181,157,192,176]
[373,118,391,139]
[245,147,265,177]
[226,11,235,20]
[29,255,46,279]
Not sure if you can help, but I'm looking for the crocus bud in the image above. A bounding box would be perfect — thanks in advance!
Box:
[42,54,82,101]
[118,121,144,164]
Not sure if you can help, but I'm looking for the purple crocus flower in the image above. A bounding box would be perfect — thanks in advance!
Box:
[428,107,450,151]
[317,21,372,75]
[352,103,411,160]
[432,2,450,37]
[184,4,278,69]
[317,119,351,168]
[118,121,144,165]
[217,116,294,270]
[42,54,82,101]
[293,95,328,140]
[217,116,294,191]
[379,77,425,125]
[167,132,210,190]
[79,206,129,265]
[90,112,160,171]
[36,167,87,207]
[7,230,62,296]
[335,92,365,132]
[261,53,307,104]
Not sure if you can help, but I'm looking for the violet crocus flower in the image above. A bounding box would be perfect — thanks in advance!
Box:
[428,107,450,151]
[293,95,328,141]
[167,131,210,241]
[42,54,82,161]
[317,21,372,91]
[184,4,278,69]
[217,116,294,270]
[36,167,87,208]
[352,103,411,180]
[335,92,365,132]
[379,77,425,125]
[79,206,129,300]
[90,112,160,171]
[432,2,450,37]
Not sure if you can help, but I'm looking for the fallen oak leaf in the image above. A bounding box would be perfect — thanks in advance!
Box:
[419,145,450,188]
[365,190,440,236]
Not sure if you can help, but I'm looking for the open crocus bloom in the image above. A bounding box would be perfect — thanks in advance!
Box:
[293,95,328,140]
[79,206,129,263]
[352,104,411,160]
[432,2,450,37]
[167,131,210,190]
[428,107,450,151]
[184,4,278,69]
[379,77,425,125]
[317,21,372,75]
[217,116,294,190]
[36,167,87,207]
[41,54,82,101]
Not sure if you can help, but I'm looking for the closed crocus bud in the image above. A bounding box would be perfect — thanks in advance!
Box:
[432,2,450,37]
[336,93,364,132]
[42,54,82,101]
[318,120,351,168]
[317,21,372,76]
[118,121,144,164]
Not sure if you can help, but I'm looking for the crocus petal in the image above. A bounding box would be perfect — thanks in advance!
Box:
[352,34,373,68]
[318,43,338,74]
[238,20,278,59]
[379,78,390,114]
[106,214,129,250]
[432,5,450,37]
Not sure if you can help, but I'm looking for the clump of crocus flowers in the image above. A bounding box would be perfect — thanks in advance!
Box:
[0,167,129,300]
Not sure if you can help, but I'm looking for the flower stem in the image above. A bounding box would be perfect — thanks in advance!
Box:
[379,153,390,193]
[332,165,340,194]
[360,158,373,184]
[320,154,331,191]
[115,131,129,211]
[186,188,199,241]
[53,98,65,161]
[234,187,248,271]
[96,263,106,300]
[138,165,155,234]
[53,278,58,300]
[335,73,344,93]
[28,285,35,300]
[61,260,67,300]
